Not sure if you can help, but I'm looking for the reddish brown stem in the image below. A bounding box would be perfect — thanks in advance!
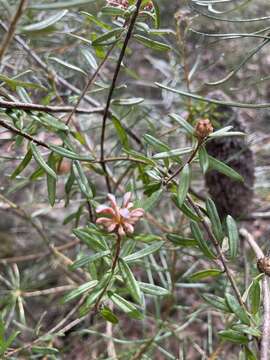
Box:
[100,0,143,192]
[165,139,202,184]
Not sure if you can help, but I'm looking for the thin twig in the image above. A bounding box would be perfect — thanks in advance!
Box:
[100,0,143,192]
[0,118,148,164]
[0,194,87,283]
[0,99,104,114]
[6,295,88,357]
[240,228,270,360]
[0,239,80,264]
[22,285,76,298]
[0,0,27,62]
[106,302,118,359]
[65,44,115,125]
[0,118,49,147]
[130,337,155,360]
[165,139,202,184]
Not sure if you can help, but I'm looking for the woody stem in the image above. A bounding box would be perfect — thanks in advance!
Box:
[165,139,203,184]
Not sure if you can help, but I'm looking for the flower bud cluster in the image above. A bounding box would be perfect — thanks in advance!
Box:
[195,119,214,140]
[257,256,270,277]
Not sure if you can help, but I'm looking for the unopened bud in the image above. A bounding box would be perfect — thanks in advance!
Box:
[195,119,213,140]
[257,256,270,277]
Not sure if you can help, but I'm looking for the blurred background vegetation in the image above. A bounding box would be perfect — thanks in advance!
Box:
[0,0,270,359]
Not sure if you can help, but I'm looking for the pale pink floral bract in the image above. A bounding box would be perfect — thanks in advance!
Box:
[96,192,144,237]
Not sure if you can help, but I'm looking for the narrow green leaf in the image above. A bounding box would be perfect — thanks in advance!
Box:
[108,292,143,320]
[206,198,223,242]
[29,0,96,10]
[63,280,98,303]
[80,273,112,315]
[152,147,192,159]
[218,330,248,344]
[172,196,201,222]
[92,28,124,46]
[149,29,175,36]
[100,307,119,324]
[177,164,190,206]
[202,294,231,312]
[81,48,97,69]
[208,156,244,182]
[73,161,93,198]
[244,346,258,360]
[209,126,233,136]
[49,144,94,161]
[249,280,261,315]
[11,148,32,179]
[30,143,57,179]
[136,189,163,212]
[65,168,75,201]
[30,167,45,180]
[209,126,245,138]
[166,234,197,247]
[150,0,159,28]
[111,116,129,148]
[155,82,270,109]
[101,5,126,17]
[22,10,68,32]
[71,250,111,270]
[226,215,239,259]
[0,74,45,90]
[49,57,87,75]
[32,113,69,131]
[119,259,142,304]
[112,98,144,106]
[80,288,105,316]
[190,222,216,259]
[232,324,261,338]
[0,330,20,355]
[82,11,111,30]
[225,293,250,325]
[73,228,108,251]
[47,153,57,206]
[145,170,162,181]
[123,241,164,263]
[199,145,209,174]
[138,282,170,296]
[123,149,156,165]
[189,269,223,281]
[144,134,170,152]
[169,113,194,135]
[32,347,59,355]
[134,34,171,51]
[133,234,162,243]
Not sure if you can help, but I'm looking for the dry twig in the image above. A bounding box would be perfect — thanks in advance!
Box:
[0,0,27,62]
[0,99,104,114]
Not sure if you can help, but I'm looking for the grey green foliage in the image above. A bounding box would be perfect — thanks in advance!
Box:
[0,0,267,358]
